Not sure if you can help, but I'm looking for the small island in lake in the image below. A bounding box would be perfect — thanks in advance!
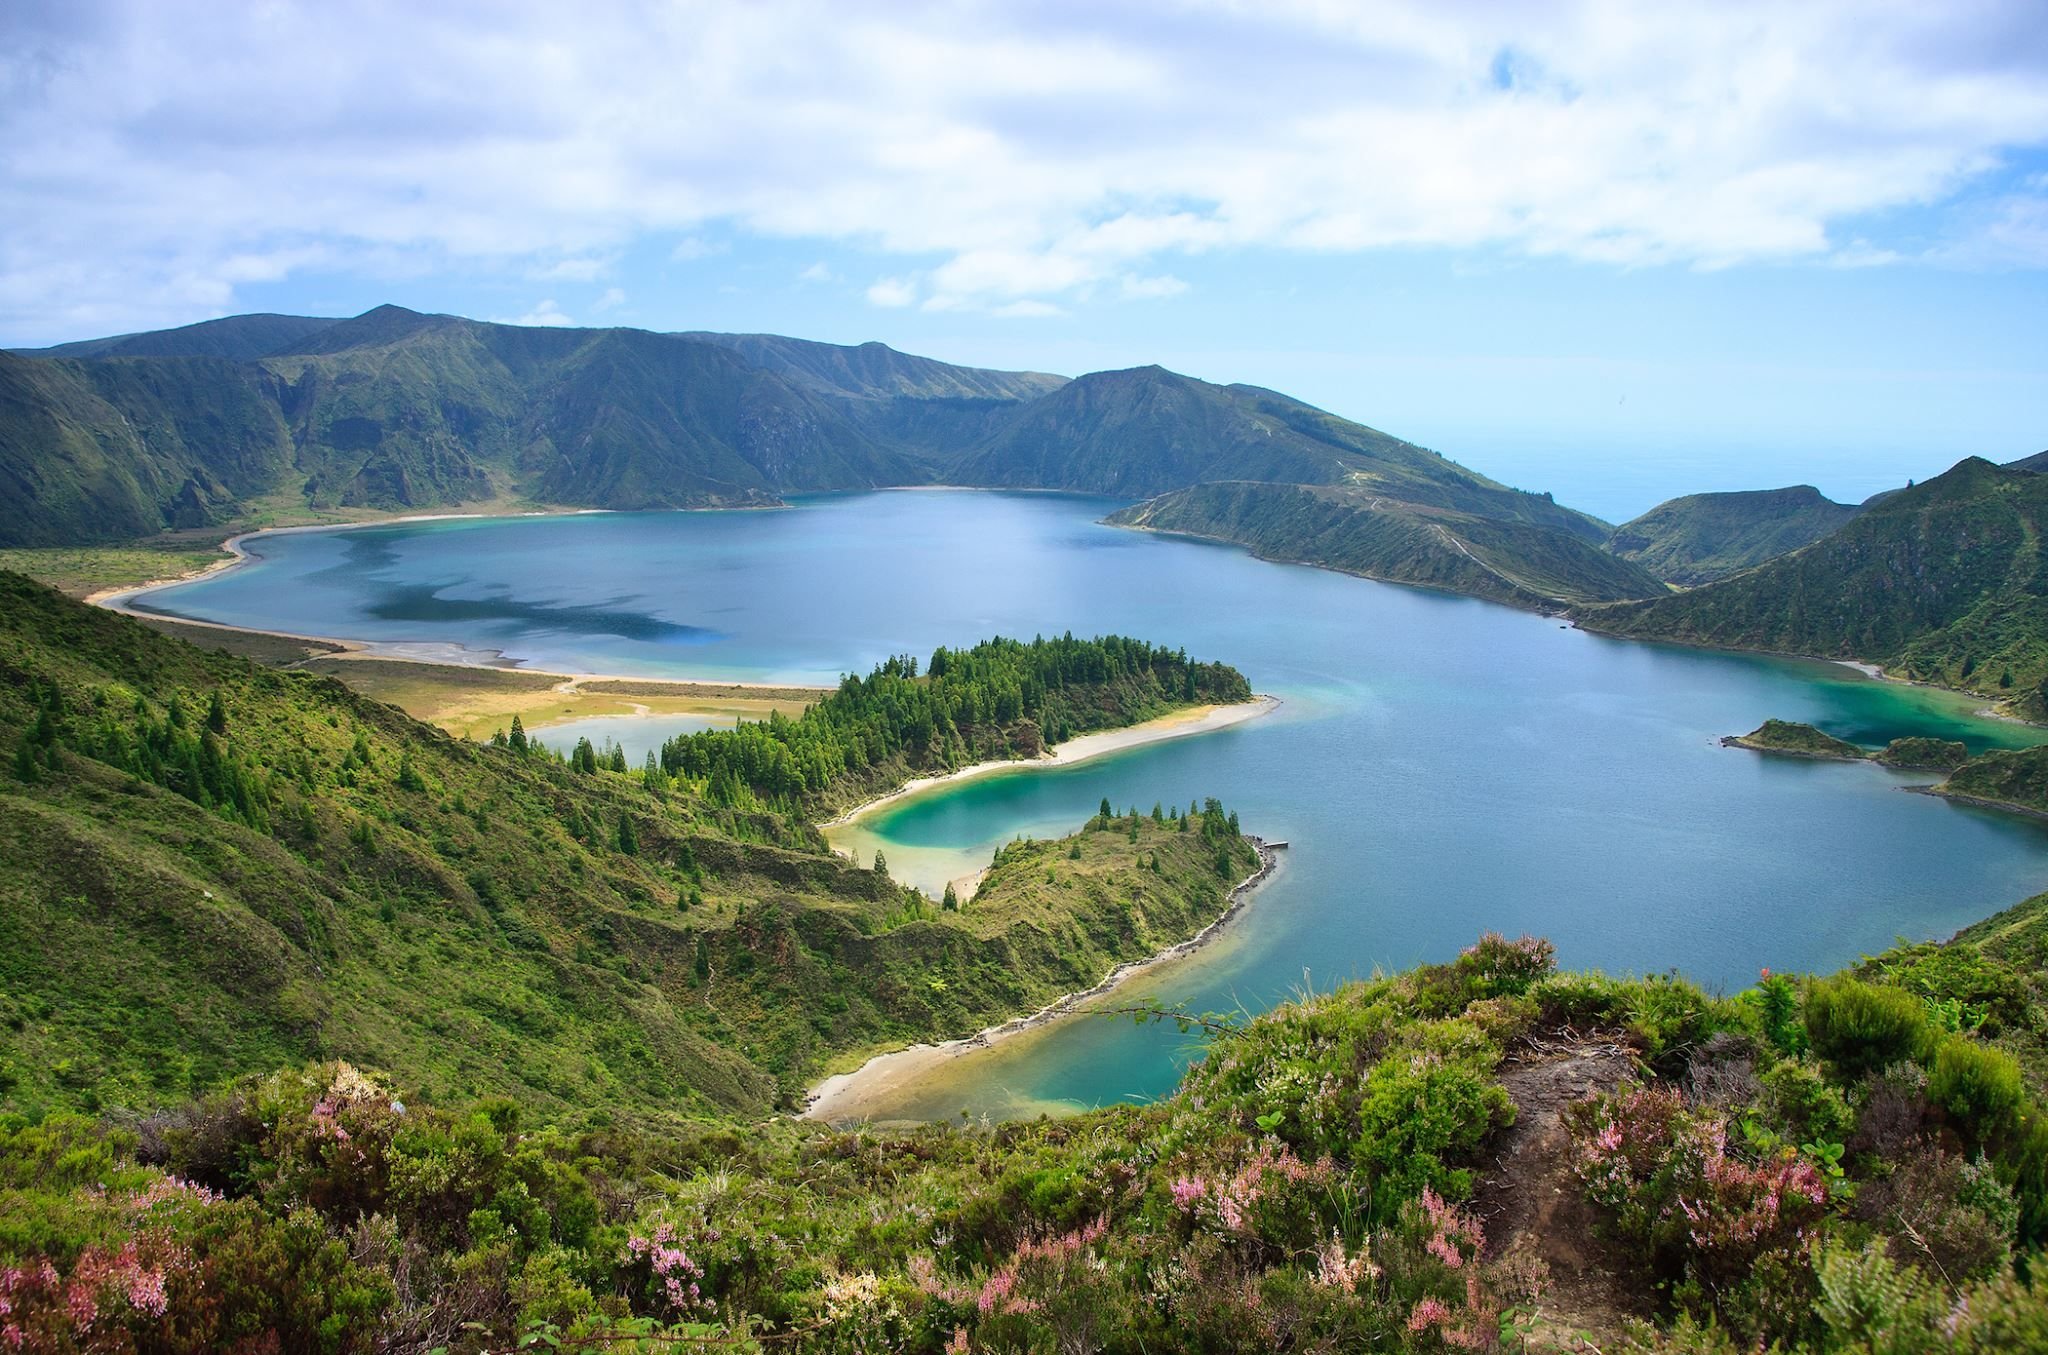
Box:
[1723,719,1971,771]
[1721,718,1867,760]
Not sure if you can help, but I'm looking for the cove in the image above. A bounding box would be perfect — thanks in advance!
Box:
[132,491,2048,1119]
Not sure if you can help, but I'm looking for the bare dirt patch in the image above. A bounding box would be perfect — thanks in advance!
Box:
[1473,1034,1646,1352]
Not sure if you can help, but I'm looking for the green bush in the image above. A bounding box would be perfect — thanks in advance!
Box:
[1804,977,1932,1078]
[1759,1059,1853,1148]
[1351,1022,1513,1209]
[1928,1037,2025,1146]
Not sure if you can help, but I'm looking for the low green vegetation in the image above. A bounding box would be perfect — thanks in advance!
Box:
[0,542,233,598]
[10,917,2048,1351]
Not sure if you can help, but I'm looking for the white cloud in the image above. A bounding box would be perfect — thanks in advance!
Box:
[497,299,575,327]
[527,255,610,282]
[986,299,1066,318]
[1120,273,1188,300]
[1,0,2044,336]
[866,275,918,307]
[592,286,627,312]
[797,261,836,283]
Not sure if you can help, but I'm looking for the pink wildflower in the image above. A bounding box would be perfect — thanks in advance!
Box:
[977,1269,1016,1314]
[1408,1297,1451,1332]
[126,1268,169,1318]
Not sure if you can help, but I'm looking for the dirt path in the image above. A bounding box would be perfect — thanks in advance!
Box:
[1473,1036,1645,1352]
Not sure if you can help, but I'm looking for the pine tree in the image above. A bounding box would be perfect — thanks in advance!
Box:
[508,714,528,754]
[396,753,425,792]
[205,690,228,735]
[872,850,889,877]
[616,814,638,855]
[942,882,960,911]
[694,935,711,982]
[608,743,629,773]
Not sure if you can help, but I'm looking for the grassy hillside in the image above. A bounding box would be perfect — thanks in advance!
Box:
[1583,458,2048,714]
[1608,485,1862,585]
[1110,480,1665,608]
[952,366,1613,545]
[1930,744,2048,817]
[0,572,1253,1124]
[0,352,294,545]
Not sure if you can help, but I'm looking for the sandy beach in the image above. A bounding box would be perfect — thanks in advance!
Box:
[821,694,1280,831]
[803,837,1284,1124]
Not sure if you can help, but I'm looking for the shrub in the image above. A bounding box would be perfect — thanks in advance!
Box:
[1624,976,1736,1073]
[2014,1112,2048,1247]
[1804,977,1932,1079]
[1569,1084,1829,1342]
[1757,1059,1853,1149]
[1352,1026,1513,1211]
[1452,932,1555,1000]
[1927,1037,2025,1146]
[1746,971,1807,1055]
[1850,1147,2016,1284]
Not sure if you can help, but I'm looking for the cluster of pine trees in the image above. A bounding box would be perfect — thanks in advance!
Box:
[12,680,274,829]
[652,634,1250,810]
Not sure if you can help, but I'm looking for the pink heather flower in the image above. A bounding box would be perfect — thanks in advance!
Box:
[1408,1297,1451,1332]
[1427,1234,1465,1269]
[1170,1176,1206,1211]
[978,1269,1016,1314]
[946,1328,971,1354]
[126,1268,169,1318]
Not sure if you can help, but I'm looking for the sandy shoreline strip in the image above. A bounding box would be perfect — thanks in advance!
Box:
[821,695,1280,831]
[803,837,1286,1124]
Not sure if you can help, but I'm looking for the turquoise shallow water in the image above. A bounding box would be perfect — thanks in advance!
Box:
[137,491,2048,1118]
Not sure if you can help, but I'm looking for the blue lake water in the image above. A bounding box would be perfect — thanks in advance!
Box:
[136,491,2048,1118]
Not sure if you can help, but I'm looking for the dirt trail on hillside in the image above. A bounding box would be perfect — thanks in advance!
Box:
[1472,1037,1645,1352]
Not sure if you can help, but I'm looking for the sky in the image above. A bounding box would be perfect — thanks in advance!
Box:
[3,1,2045,520]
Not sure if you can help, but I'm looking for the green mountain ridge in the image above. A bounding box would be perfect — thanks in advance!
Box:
[12,312,344,362]
[1608,484,1863,585]
[1580,457,2048,713]
[1108,479,1666,608]
[2,310,1610,591]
